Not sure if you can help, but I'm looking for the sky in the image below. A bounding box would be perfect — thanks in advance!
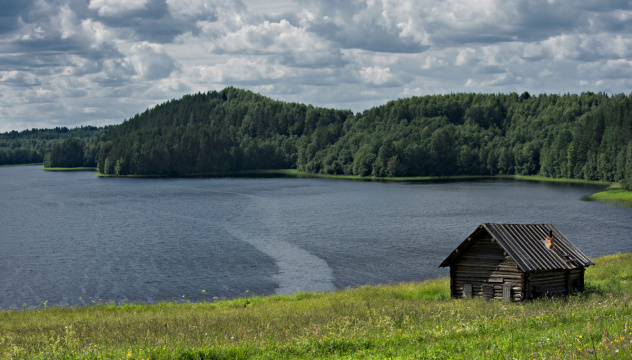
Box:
[1,0,631,133]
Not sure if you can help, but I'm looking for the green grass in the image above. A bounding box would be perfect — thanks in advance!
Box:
[586,189,632,208]
[268,169,512,182]
[1,253,631,359]
[512,174,612,186]
[40,167,97,171]
[262,171,616,187]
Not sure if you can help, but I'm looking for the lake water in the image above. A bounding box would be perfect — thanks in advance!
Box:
[1,165,631,309]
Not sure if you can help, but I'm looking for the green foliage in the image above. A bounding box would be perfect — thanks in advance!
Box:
[43,138,86,168]
[96,88,351,176]
[4,89,632,182]
[622,169,632,191]
[1,254,630,359]
[0,126,105,166]
[301,92,632,180]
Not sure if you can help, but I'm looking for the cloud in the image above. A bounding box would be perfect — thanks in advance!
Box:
[465,71,523,88]
[192,57,286,85]
[578,59,632,80]
[0,71,40,87]
[89,0,149,17]
[298,1,429,53]
[211,19,345,68]
[359,66,399,86]
[0,0,35,34]
[129,42,179,80]
[456,48,477,66]
[166,0,226,19]
[421,56,447,70]
[1,0,632,132]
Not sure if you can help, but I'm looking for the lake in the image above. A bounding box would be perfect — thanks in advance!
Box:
[1,165,631,309]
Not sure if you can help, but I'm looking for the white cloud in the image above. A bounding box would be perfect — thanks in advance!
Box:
[456,48,477,66]
[166,0,217,18]
[89,0,149,17]
[578,59,632,79]
[213,20,322,54]
[421,56,447,70]
[192,58,286,84]
[210,19,343,68]
[464,71,522,88]
[360,66,395,86]
[128,42,180,80]
[0,71,40,86]
[81,19,112,44]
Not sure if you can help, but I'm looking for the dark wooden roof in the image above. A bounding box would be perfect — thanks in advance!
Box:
[439,223,595,272]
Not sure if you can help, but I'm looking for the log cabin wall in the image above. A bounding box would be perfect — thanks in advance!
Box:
[570,268,585,292]
[450,234,524,302]
[525,268,584,299]
[526,270,568,298]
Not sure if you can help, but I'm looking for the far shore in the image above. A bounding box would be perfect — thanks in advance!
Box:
[40,167,97,171]
[0,163,43,167]
[7,164,631,208]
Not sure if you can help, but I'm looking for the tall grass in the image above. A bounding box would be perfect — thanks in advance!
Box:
[1,254,630,359]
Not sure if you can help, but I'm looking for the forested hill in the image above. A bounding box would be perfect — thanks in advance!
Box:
[96,87,352,175]
[94,87,632,186]
[300,91,632,182]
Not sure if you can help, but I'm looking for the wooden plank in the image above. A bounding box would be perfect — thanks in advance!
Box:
[503,284,512,302]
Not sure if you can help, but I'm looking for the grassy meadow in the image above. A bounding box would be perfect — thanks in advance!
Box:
[1,253,631,359]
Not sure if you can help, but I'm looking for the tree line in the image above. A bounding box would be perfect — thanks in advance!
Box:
[2,88,631,189]
[0,126,106,166]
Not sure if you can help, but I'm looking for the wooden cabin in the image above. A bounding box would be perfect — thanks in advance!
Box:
[439,223,594,302]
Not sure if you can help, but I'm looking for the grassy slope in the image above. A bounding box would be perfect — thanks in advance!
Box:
[1,253,630,359]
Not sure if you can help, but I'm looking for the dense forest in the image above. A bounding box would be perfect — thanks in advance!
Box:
[94,87,352,176]
[0,126,106,166]
[2,87,631,189]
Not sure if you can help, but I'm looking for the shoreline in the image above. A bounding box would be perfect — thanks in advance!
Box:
[8,164,632,207]
[41,167,97,171]
[1,252,630,359]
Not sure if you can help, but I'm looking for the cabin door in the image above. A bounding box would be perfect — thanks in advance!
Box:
[502,284,512,302]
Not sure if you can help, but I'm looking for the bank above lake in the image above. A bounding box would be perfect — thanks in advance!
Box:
[2,252,630,360]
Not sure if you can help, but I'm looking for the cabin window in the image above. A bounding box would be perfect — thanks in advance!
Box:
[464,284,472,298]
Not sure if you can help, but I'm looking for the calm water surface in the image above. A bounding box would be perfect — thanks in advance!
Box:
[1,165,631,309]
